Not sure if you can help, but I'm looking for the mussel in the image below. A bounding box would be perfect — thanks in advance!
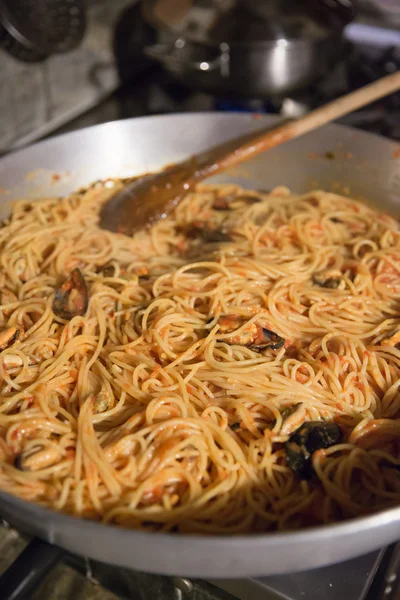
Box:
[97,263,116,278]
[213,193,262,210]
[217,315,285,351]
[285,421,342,479]
[312,269,341,289]
[14,445,61,471]
[185,224,232,243]
[0,326,23,351]
[53,268,88,320]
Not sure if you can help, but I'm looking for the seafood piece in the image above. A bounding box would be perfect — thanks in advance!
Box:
[53,268,88,320]
[14,445,61,471]
[312,268,342,289]
[217,315,285,350]
[0,326,23,351]
[286,421,342,479]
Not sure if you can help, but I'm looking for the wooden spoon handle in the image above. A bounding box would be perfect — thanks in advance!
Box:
[100,71,400,235]
[196,70,400,179]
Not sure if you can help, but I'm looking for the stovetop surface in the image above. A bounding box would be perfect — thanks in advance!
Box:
[41,15,400,146]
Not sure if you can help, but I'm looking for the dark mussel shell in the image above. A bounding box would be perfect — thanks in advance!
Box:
[182,223,232,243]
[201,228,232,243]
[250,328,285,351]
[217,315,285,351]
[0,326,23,350]
[286,421,342,479]
[97,263,116,278]
[14,446,60,471]
[213,195,233,211]
[213,193,262,210]
[13,454,25,470]
[280,403,302,422]
[312,272,341,289]
[53,268,88,320]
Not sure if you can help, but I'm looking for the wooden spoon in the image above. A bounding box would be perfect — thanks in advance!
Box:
[99,71,400,235]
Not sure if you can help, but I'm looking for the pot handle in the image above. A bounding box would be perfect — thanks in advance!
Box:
[306,0,357,28]
[144,40,230,77]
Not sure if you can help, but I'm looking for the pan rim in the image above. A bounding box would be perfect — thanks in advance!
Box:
[1,485,400,546]
[1,112,398,169]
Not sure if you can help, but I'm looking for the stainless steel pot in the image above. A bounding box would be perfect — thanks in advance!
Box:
[144,35,345,99]
[0,113,399,579]
[142,0,355,98]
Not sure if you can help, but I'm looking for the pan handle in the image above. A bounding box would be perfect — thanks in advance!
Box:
[0,537,65,600]
[144,39,230,77]
[306,0,357,29]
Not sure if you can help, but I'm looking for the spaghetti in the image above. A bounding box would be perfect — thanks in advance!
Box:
[0,179,399,533]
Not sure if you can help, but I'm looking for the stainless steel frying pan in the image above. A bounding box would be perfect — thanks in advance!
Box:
[0,113,400,580]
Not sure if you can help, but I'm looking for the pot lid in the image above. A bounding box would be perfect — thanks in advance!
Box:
[143,0,356,45]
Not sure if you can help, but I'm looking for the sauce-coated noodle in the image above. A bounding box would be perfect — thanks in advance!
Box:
[0,180,399,533]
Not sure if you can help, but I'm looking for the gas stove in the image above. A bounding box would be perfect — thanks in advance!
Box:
[35,15,400,145]
[1,6,400,600]
[3,7,400,152]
